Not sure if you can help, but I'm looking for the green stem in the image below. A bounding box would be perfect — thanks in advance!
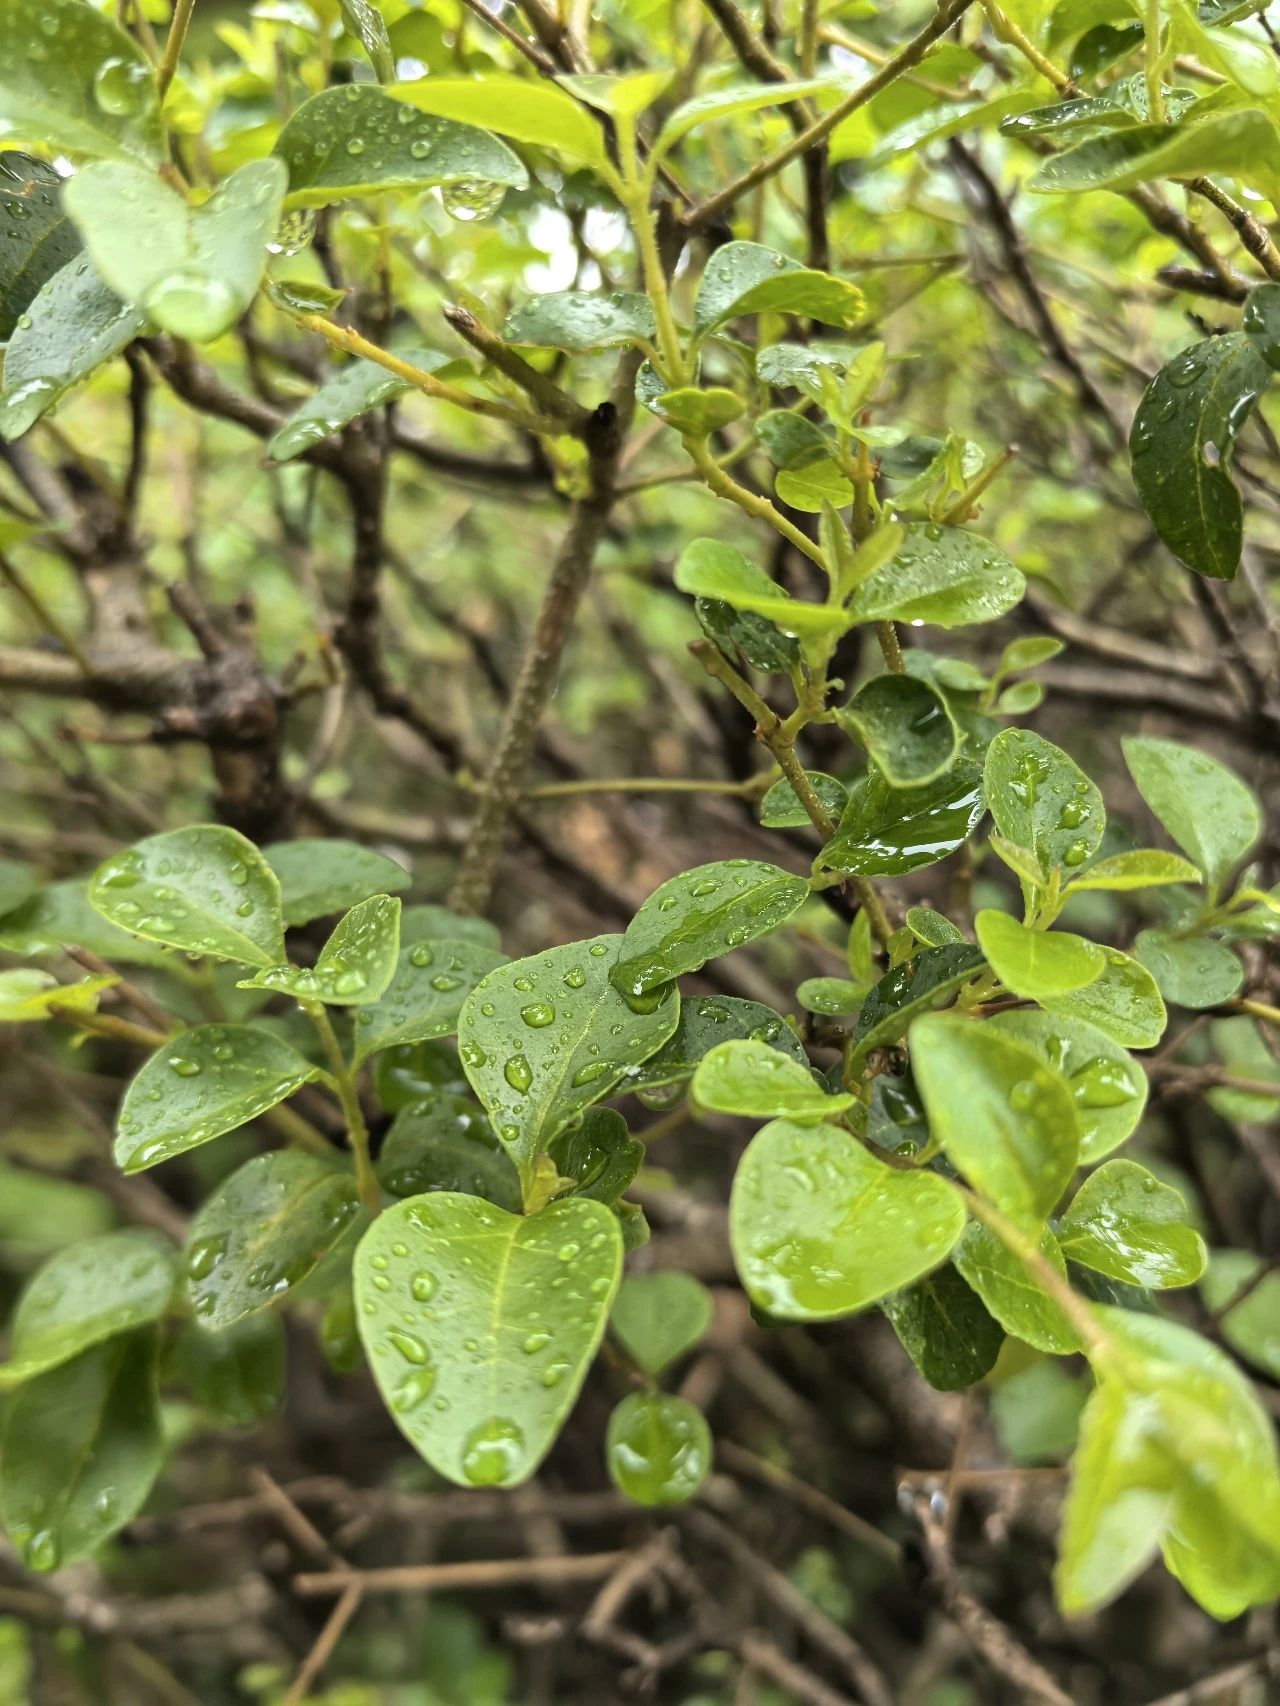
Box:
[683,437,826,567]
[156,0,197,102]
[306,1004,380,1216]
[523,773,772,800]
[618,122,686,383]
[1237,996,1280,1027]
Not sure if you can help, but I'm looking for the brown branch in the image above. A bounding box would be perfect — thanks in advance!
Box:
[294,1550,629,1597]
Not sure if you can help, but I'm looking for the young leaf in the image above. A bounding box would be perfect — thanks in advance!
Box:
[265,346,460,461]
[882,1265,1005,1391]
[606,1392,711,1506]
[115,1024,321,1172]
[338,0,395,82]
[847,525,1025,630]
[65,158,284,342]
[975,911,1104,1000]
[610,1272,713,1377]
[986,1008,1147,1164]
[1031,109,1280,199]
[0,1230,175,1388]
[263,838,410,927]
[1057,1160,1206,1288]
[774,457,855,512]
[652,386,744,436]
[559,71,673,120]
[376,1093,520,1212]
[0,154,80,339]
[459,935,678,1193]
[627,994,807,1093]
[0,968,117,1022]
[612,860,809,998]
[819,763,985,878]
[693,241,863,334]
[351,937,508,1065]
[796,976,870,1015]
[910,1015,1080,1226]
[184,1152,362,1330]
[1061,848,1202,895]
[653,77,847,157]
[905,906,965,947]
[240,894,401,1006]
[954,1220,1079,1352]
[1129,333,1271,581]
[691,1038,854,1122]
[730,1119,966,1320]
[676,538,850,636]
[984,728,1105,876]
[0,1332,163,1572]
[0,0,163,163]
[389,75,608,168]
[848,943,986,1063]
[503,291,656,351]
[275,86,527,210]
[1121,735,1260,896]
[354,1192,622,1488]
[1133,930,1243,1009]
[1040,947,1166,1050]
[838,674,960,788]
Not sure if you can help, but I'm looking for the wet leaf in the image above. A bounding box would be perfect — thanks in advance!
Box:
[819,762,985,878]
[754,408,833,470]
[115,1024,321,1172]
[265,345,460,461]
[0,968,116,1021]
[339,0,395,81]
[847,524,1025,629]
[264,838,410,927]
[627,994,806,1093]
[1133,929,1243,1008]
[90,826,286,966]
[984,728,1105,878]
[389,75,608,167]
[848,943,985,1063]
[167,1313,284,1427]
[606,1391,711,1505]
[1241,280,1280,368]
[693,241,863,334]
[676,538,850,636]
[838,674,960,788]
[1040,947,1166,1050]
[1062,848,1202,895]
[503,290,656,351]
[758,771,847,829]
[695,596,802,673]
[0,153,80,339]
[905,907,965,947]
[547,1107,642,1207]
[239,894,401,1006]
[882,1264,1004,1391]
[953,1221,1080,1353]
[610,1272,712,1376]
[975,911,1104,1000]
[692,1038,854,1121]
[0,0,162,163]
[652,386,744,435]
[1031,109,1280,198]
[0,879,173,966]
[354,1192,621,1487]
[376,1091,520,1211]
[985,1008,1147,1164]
[654,77,846,156]
[351,938,508,1065]
[796,976,869,1015]
[1058,1160,1205,1289]
[1122,735,1260,896]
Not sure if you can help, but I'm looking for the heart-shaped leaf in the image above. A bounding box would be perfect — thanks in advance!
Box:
[355,1192,622,1487]
[610,1273,712,1377]
[730,1119,966,1319]
[606,1391,711,1506]
[692,1038,852,1121]
[819,762,985,878]
[240,894,401,1006]
[1058,1160,1206,1289]
[0,254,144,440]
[0,0,163,163]
[839,674,960,787]
[351,938,508,1065]
[847,524,1025,629]
[975,911,1104,1000]
[264,838,410,927]
[985,1008,1146,1164]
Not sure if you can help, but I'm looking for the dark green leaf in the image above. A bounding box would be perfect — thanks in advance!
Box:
[264,838,410,927]
[627,994,806,1092]
[695,596,802,673]
[377,1091,520,1211]
[819,762,985,878]
[848,943,985,1063]
[758,771,847,828]
[0,0,162,163]
[401,904,501,950]
[167,1314,285,1426]
[1031,110,1280,198]
[0,153,80,340]
[754,408,832,470]
[838,673,960,788]
[1241,281,1280,368]
[882,1265,1004,1391]
[847,524,1025,629]
[351,937,508,1065]
[613,860,807,998]
[677,538,849,636]
[339,0,395,81]
[503,290,655,351]
[548,1106,642,1206]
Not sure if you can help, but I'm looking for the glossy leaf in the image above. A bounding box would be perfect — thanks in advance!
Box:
[0,878,170,965]
[1062,848,1202,895]
[627,994,806,1092]
[819,762,985,878]
[775,456,855,512]
[975,911,1104,1000]
[953,1221,1080,1353]
[547,1106,643,1207]
[755,408,833,470]
[796,976,870,1015]
[0,153,80,339]
[1133,929,1243,1009]
[503,290,655,351]
[652,386,744,435]
[354,1192,622,1487]
[654,77,846,156]
[905,906,965,948]
[0,1332,163,1572]
[882,1265,1004,1392]
[184,1152,362,1329]
[1241,280,1280,368]
[240,894,401,1006]
[0,254,144,440]
[984,728,1105,876]
[389,75,608,167]
[610,1272,712,1376]
[693,241,864,334]
[911,1015,1080,1226]
[758,771,847,829]
[839,674,959,788]
[1031,109,1280,198]
[1058,1160,1205,1288]
[265,345,459,461]
[986,1008,1147,1164]
[460,935,678,1192]
[1200,1250,1280,1379]
[0,1230,175,1388]
[64,159,286,343]
[264,838,410,927]
[692,1038,853,1122]
[0,0,163,163]
[695,596,802,673]
[848,943,986,1063]
[1040,947,1166,1050]
[606,1392,711,1506]
[351,937,507,1066]
[730,1119,965,1320]
[338,0,395,81]
[115,1024,321,1172]
[1122,735,1260,895]
[90,825,285,965]
[377,1092,519,1211]
[676,537,850,636]
[847,524,1025,630]
[275,85,526,210]
[613,860,808,998]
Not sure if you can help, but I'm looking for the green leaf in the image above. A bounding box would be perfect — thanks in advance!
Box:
[754,409,833,470]
[0,1333,163,1571]
[696,596,802,674]
[115,1023,321,1172]
[0,153,80,339]
[975,911,1104,1000]
[1030,109,1280,198]
[676,539,850,636]
[275,85,527,211]
[0,0,163,163]
[758,771,847,828]
[547,1106,643,1207]
[559,71,673,121]
[881,1265,1004,1392]
[0,968,116,1021]
[652,386,744,435]
[264,838,410,927]
[1241,280,1280,368]
[1200,1250,1280,1379]
[692,1038,853,1122]
[64,159,286,343]
[991,1359,1086,1464]
[796,976,870,1016]
[756,338,857,399]
[401,904,501,950]
[339,0,395,81]
[389,75,608,168]
[627,994,806,1093]
[1133,929,1243,1008]
[1122,735,1260,896]
[818,762,985,878]
[90,826,286,966]
[775,457,855,512]
[952,1222,1080,1353]
[838,674,960,788]
[0,1231,175,1388]
[168,1314,284,1426]
[1058,1160,1206,1288]
[0,1163,112,1258]
[1206,1017,1279,1122]
[612,860,809,997]
[610,1272,713,1376]
[985,1008,1147,1164]
[1040,947,1167,1050]
[1062,848,1202,896]
[606,1391,711,1506]
[503,290,656,351]
[239,894,401,1006]
[0,254,145,440]
[376,1092,520,1212]
[0,878,170,966]
[984,728,1105,877]
[354,1192,621,1487]
[459,935,678,1193]
[654,77,847,156]
[265,345,459,461]
[847,524,1025,630]
[730,1119,966,1320]
[848,943,985,1064]
[1129,332,1271,581]
[693,241,863,334]
[911,1014,1080,1226]
[351,937,507,1066]
[184,1152,361,1330]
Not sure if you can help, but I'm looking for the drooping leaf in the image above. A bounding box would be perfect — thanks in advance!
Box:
[730,1119,966,1320]
[0,0,163,163]
[818,762,985,878]
[265,345,460,461]
[64,159,286,343]
[676,538,850,636]
[984,728,1106,877]
[1058,1160,1206,1288]
[838,674,960,788]
[351,938,508,1065]
[275,85,527,210]
[0,153,80,339]
[613,860,809,998]
[847,524,1025,630]
[1133,929,1243,1008]
[547,1106,643,1207]
[0,1231,175,1388]
[953,1221,1080,1353]
[263,838,410,927]
[0,254,144,440]
[354,1192,622,1487]
[1122,735,1260,896]
[459,935,678,1194]
[848,943,986,1064]
[389,75,608,167]
[975,911,1104,1000]
[610,1273,713,1377]
[1031,109,1280,198]
[90,826,286,967]
[695,596,802,674]
[911,1014,1080,1226]
[184,1152,362,1329]
[239,894,401,1006]
[692,1038,854,1122]
[503,290,656,351]
[985,1008,1147,1164]
[627,994,806,1093]
[1040,947,1166,1050]
[167,1313,285,1427]
[114,1024,321,1172]
[881,1265,1005,1391]
[376,1091,520,1211]
[606,1392,711,1506]
[693,240,864,334]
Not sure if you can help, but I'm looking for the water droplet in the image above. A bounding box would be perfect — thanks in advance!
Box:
[461,1417,526,1485]
[144,272,238,342]
[521,1001,554,1028]
[563,966,586,989]
[409,944,434,968]
[522,1330,551,1353]
[440,178,505,222]
[411,1270,437,1302]
[92,57,150,116]
[504,1053,533,1093]
[267,207,316,257]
